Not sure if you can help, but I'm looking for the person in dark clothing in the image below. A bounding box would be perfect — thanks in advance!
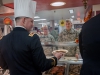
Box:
[79,32,83,59]
[79,14,100,75]
[0,0,63,75]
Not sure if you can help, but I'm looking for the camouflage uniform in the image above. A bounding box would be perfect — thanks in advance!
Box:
[58,28,79,57]
[50,30,59,41]
[39,34,55,56]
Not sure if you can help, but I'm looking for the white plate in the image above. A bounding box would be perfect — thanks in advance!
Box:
[52,49,68,54]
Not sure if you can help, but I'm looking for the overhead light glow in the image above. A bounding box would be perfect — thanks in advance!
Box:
[34,19,46,21]
[34,16,40,18]
[70,19,73,22]
[69,9,74,13]
[38,23,46,24]
[54,23,59,26]
[50,2,66,6]
[71,16,74,18]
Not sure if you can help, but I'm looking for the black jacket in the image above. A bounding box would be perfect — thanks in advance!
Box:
[0,27,57,75]
[79,14,100,75]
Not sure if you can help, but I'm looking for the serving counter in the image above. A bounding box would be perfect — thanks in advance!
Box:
[0,42,81,75]
[42,41,82,75]
[41,42,78,47]
[45,56,83,75]
[41,42,78,56]
[66,59,82,75]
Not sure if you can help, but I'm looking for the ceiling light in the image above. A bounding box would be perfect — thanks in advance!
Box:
[50,2,66,6]
[70,19,73,22]
[54,23,59,26]
[38,23,46,24]
[34,16,40,18]
[71,16,74,18]
[34,19,46,21]
[69,9,74,13]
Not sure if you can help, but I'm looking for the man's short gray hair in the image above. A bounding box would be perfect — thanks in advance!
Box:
[66,20,72,23]
[15,17,29,22]
[15,17,21,22]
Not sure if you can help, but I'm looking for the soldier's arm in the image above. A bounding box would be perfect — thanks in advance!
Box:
[30,34,57,72]
[57,32,65,49]
[75,31,80,58]
[76,46,79,55]
[49,35,57,50]
[58,32,63,42]
[76,31,79,54]
[76,30,79,39]
[50,35,55,42]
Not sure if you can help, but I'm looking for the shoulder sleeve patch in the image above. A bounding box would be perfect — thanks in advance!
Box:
[28,32,34,37]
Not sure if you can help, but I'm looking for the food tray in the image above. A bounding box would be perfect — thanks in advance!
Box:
[68,64,82,75]
[43,64,66,75]
[66,60,83,75]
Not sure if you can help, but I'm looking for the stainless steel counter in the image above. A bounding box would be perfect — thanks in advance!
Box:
[46,56,83,75]
[41,42,78,47]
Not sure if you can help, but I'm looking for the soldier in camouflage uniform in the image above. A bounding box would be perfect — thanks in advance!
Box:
[39,26,55,56]
[50,28,59,41]
[58,20,79,57]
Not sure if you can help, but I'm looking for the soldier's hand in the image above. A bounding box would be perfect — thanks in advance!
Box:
[53,52,63,60]
[75,54,79,59]
[44,42,48,45]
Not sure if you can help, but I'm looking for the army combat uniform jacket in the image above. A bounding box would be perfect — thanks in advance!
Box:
[58,28,79,56]
[39,34,55,56]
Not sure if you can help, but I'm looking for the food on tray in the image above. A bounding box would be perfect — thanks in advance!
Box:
[45,66,65,75]
[51,67,58,71]
[57,73,63,75]
[69,64,82,75]
[50,71,56,74]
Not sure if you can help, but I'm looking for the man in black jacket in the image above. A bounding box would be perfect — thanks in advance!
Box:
[79,14,100,75]
[0,0,63,75]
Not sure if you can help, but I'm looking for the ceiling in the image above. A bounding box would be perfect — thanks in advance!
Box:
[3,0,100,11]
[0,0,100,28]
[0,0,100,15]
[34,6,85,28]
[0,6,85,28]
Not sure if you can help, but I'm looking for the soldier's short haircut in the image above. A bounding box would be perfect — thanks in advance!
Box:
[15,17,29,22]
[15,17,21,22]
[42,25,48,30]
[66,20,72,23]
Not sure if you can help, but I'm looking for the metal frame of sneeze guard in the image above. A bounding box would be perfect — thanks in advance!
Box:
[66,60,83,75]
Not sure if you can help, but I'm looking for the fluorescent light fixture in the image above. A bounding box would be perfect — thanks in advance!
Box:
[50,2,66,6]
[69,9,74,13]
[47,22,50,24]
[54,23,59,26]
[34,16,40,18]
[38,22,50,25]
[34,19,46,21]
[71,16,74,18]
[38,23,46,24]
[70,18,73,22]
